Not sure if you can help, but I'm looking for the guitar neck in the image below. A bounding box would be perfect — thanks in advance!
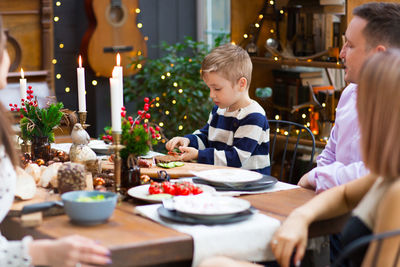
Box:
[110,0,122,8]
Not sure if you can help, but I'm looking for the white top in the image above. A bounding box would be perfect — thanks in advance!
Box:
[0,145,32,266]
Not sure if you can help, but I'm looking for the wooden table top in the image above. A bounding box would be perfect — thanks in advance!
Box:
[3,187,348,267]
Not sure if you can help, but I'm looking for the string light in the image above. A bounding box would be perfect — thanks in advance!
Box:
[56,73,61,79]
[137,23,143,28]
[54,16,60,22]
[135,8,140,13]
[159,122,164,127]
[280,9,284,14]
[56,1,61,6]
[136,63,142,69]
[137,51,142,56]
[144,36,149,41]
[178,125,183,130]
[302,114,306,118]
[322,103,326,107]
[92,80,98,86]
[270,29,274,33]
[156,97,160,101]
[255,23,260,28]
[166,72,171,77]
[274,56,279,61]
[59,43,64,48]
[52,59,57,64]
[231,41,236,45]
[173,82,178,87]
[183,115,187,119]
[269,0,274,5]
[165,110,170,115]
[65,87,70,92]
[306,122,311,127]
[284,131,288,135]
[155,102,160,107]
[178,88,183,93]
[161,75,166,79]
[243,34,248,39]
[258,14,263,19]
[275,115,280,120]
[172,100,176,104]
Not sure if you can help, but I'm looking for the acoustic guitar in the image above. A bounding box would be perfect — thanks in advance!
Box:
[81,0,147,77]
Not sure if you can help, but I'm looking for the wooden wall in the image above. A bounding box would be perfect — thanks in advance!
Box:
[53,0,197,136]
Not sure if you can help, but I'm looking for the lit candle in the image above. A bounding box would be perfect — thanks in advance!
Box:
[113,53,124,107]
[110,69,122,132]
[77,55,86,112]
[20,68,27,101]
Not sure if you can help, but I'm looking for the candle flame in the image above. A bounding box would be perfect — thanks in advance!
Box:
[78,55,82,68]
[116,53,121,66]
[21,68,24,79]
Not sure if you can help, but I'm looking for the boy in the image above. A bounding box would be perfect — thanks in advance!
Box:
[166,43,270,175]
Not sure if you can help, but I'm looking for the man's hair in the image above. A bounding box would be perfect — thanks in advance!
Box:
[357,49,400,178]
[201,43,252,89]
[353,2,400,50]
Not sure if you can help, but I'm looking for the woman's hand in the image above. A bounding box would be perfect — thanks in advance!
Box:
[30,235,111,267]
[178,146,198,161]
[165,137,190,151]
[270,211,309,267]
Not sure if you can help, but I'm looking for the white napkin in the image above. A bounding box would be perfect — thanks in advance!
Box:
[135,204,281,267]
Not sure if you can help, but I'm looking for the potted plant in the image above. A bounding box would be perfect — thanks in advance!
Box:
[9,86,64,161]
[124,35,229,149]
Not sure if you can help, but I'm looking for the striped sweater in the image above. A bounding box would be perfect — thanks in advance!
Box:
[185,100,270,175]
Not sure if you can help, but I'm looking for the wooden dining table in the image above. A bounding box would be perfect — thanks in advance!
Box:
[2,184,349,267]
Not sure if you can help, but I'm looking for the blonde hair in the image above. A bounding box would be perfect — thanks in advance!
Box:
[357,49,400,178]
[201,43,252,89]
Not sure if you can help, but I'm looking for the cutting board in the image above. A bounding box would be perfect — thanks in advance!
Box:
[9,188,61,217]
[102,161,240,178]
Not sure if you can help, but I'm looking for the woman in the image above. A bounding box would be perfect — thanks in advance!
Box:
[200,50,400,267]
[0,19,111,266]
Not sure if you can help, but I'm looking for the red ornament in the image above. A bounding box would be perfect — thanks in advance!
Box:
[121,111,126,117]
[135,120,139,125]
[28,85,32,89]
[13,104,17,107]
[8,103,12,107]
[143,123,147,128]
[145,113,151,119]
[10,108,15,111]
[155,126,160,131]
[137,110,143,115]
[144,97,149,103]
[20,114,24,118]
[152,134,156,139]
[121,106,126,111]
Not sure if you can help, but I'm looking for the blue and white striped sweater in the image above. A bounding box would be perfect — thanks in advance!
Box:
[185,101,271,175]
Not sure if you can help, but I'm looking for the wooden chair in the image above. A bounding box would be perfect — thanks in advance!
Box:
[332,229,400,267]
[268,120,316,184]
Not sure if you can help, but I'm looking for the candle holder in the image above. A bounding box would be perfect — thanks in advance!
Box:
[111,131,125,198]
[78,111,90,129]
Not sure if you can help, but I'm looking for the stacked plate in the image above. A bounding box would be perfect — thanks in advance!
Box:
[158,195,255,225]
[191,169,277,191]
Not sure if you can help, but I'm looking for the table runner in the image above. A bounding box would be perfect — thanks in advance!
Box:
[135,204,281,267]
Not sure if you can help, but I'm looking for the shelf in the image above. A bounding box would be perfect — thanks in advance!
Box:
[251,57,344,69]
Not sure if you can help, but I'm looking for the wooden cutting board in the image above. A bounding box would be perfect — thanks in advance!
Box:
[102,161,239,178]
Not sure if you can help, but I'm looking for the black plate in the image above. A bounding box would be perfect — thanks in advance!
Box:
[157,206,255,225]
[192,175,278,191]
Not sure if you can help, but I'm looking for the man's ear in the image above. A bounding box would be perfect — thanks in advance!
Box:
[238,77,247,91]
[375,45,387,52]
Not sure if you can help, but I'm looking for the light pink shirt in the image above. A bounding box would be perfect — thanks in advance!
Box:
[308,83,369,193]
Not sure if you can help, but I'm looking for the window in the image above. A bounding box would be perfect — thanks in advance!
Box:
[197,0,230,47]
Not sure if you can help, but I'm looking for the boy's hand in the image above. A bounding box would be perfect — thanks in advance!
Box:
[166,137,190,151]
[178,146,198,161]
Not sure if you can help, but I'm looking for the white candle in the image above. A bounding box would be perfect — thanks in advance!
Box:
[110,71,122,132]
[114,53,124,107]
[20,68,27,101]
[77,55,86,112]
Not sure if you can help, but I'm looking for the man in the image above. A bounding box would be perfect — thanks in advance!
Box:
[298,2,400,193]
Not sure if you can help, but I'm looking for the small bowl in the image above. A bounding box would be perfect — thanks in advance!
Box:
[61,191,118,226]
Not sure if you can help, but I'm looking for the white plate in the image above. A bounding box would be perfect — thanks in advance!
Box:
[88,140,111,155]
[127,183,216,203]
[191,169,263,186]
[172,195,251,219]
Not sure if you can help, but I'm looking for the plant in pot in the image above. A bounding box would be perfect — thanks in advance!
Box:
[101,97,164,189]
[9,86,64,161]
[124,35,229,151]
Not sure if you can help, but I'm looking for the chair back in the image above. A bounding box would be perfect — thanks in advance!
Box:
[268,120,315,184]
[332,229,400,267]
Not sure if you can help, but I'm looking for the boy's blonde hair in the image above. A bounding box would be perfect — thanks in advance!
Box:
[357,49,400,179]
[201,43,252,89]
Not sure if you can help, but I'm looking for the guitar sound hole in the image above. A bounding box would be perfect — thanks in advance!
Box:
[109,6,124,24]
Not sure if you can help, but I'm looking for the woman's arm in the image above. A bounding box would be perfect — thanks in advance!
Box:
[271,173,377,267]
[362,180,400,267]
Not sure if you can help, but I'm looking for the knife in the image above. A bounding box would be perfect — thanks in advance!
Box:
[21,201,64,215]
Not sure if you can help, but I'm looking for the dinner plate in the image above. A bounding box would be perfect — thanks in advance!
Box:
[127,183,216,203]
[88,140,111,155]
[193,175,278,191]
[172,195,251,219]
[157,206,255,225]
[190,169,263,186]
